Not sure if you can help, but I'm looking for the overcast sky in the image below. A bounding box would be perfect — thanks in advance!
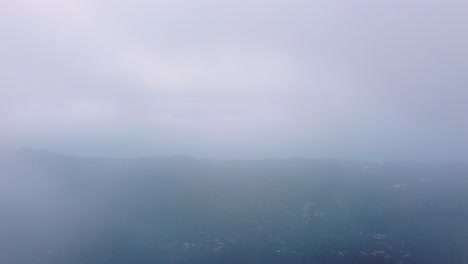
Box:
[1,0,467,160]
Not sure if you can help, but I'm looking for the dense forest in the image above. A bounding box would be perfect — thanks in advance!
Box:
[0,150,467,263]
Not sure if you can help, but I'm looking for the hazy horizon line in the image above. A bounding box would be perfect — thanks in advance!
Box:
[2,147,467,164]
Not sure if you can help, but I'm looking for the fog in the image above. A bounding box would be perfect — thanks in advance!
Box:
[1,3,468,263]
[2,2,468,263]
[1,0,467,160]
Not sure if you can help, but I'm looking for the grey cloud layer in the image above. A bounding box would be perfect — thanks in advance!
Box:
[1,0,467,160]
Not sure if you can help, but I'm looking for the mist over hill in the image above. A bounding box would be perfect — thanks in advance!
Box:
[0,150,467,263]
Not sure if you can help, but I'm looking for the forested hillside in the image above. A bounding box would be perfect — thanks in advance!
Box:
[0,150,467,264]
